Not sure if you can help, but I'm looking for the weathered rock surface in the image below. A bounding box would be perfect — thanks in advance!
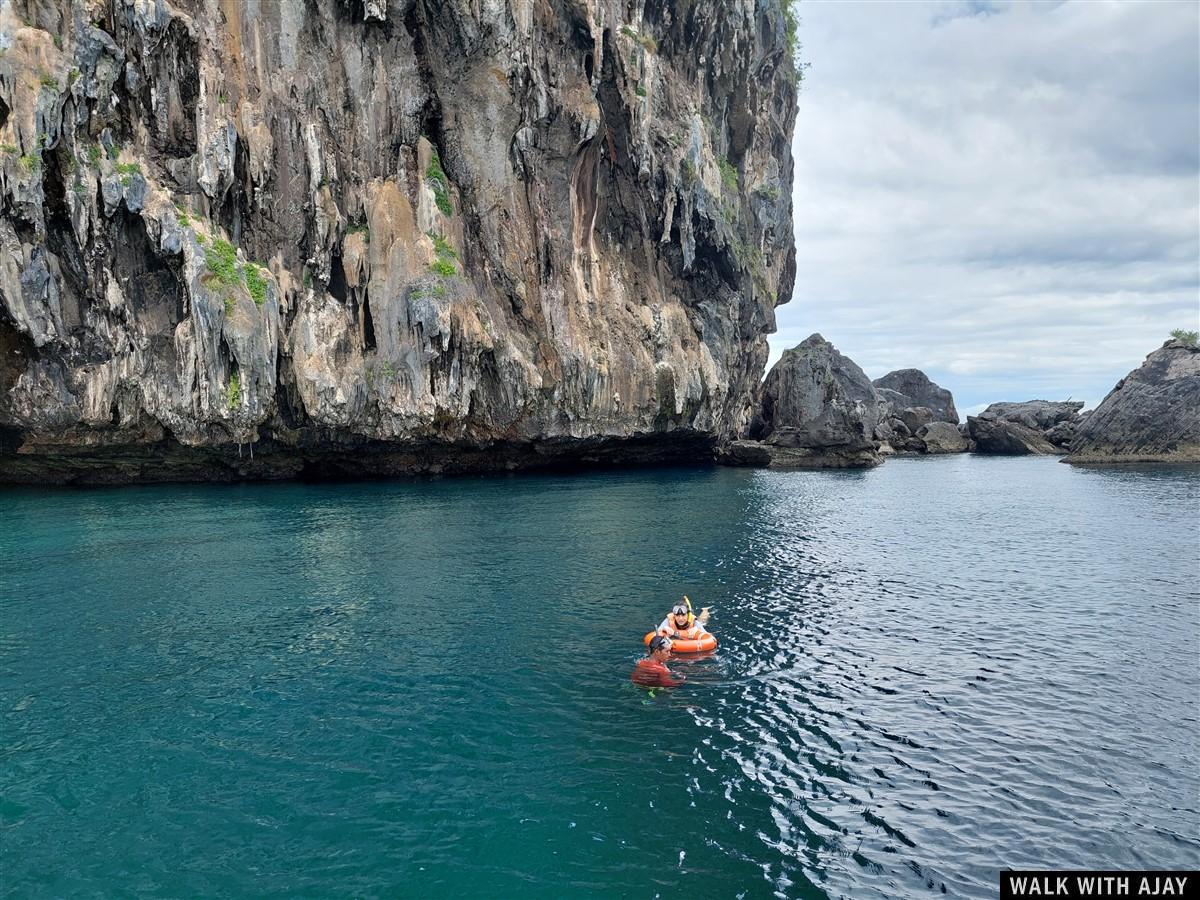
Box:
[740,333,883,468]
[0,0,798,483]
[718,438,773,467]
[917,420,968,454]
[967,417,1057,454]
[898,406,933,435]
[720,439,879,469]
[967,400,1085,455]
[873,369,958,424]
[1067,339,1200,464]
[958,421,977,453]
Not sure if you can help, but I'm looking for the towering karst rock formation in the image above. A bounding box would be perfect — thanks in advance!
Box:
[0,0,797,483]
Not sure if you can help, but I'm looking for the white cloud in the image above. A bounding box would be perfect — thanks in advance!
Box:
[772,0,1200,413]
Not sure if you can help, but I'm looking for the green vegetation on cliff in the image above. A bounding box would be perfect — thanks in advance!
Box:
[783,1,810,86]
[426,148,453,217]
[205,239,240,292]
[226,371,240,408]
[718,156,738,192]
[242,264,268,307]
[428,232,458,278]
[206,240,269,310]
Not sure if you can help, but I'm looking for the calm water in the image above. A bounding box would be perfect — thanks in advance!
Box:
[2,457,1198,898]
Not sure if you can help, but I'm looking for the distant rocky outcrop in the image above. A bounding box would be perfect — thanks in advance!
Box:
[725,341,973,466]
[1067,339,1200,464]
[968,416,1058,455]
[873,370,959,424]
[726,334,883,468]
[967,401,1084,455]
[870,368,968,455]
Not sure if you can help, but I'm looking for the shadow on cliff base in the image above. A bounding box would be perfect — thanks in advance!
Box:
[0,431,719,487]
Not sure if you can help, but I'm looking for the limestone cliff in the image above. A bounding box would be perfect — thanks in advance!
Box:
[0,0,797,483]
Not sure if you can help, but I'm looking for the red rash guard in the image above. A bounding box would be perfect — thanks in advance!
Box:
[631,658,686,688]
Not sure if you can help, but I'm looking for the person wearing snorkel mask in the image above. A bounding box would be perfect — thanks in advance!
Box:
[655,596,711,641]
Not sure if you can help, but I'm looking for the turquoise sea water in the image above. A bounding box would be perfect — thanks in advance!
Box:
[2,457,1198,898]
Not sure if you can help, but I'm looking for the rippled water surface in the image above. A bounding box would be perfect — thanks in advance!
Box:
[3,457,1198,897]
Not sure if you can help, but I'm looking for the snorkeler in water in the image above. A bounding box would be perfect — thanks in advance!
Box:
[655,596,710,641]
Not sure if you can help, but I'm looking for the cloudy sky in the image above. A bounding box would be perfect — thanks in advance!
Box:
[770,0,1199,416]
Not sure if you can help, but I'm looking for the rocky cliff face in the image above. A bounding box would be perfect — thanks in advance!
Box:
[1067,339,1200,464]
[0,0,797,483]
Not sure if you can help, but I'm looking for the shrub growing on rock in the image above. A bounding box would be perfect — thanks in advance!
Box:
[1170,328,1198,348]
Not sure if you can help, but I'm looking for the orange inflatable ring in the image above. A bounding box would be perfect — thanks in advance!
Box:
[643,631,717,653]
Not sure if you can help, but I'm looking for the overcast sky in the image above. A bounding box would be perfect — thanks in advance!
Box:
[771,0,1199,416]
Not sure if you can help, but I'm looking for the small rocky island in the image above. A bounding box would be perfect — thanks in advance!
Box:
[873,368,966,456]
[1066,338,1200,465]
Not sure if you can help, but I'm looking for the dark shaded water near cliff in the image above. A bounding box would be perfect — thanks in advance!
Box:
[2,457,1198,898]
